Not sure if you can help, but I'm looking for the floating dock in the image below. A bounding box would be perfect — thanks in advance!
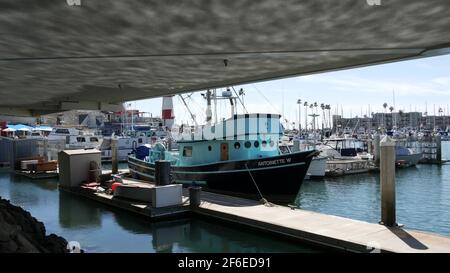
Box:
[14,170,59,179]
[194,191,450,253]
[60,185,191,220]
[60,178,450,253]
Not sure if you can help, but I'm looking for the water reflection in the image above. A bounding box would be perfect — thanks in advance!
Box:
[58,191,102,229]
[111,209,314,253]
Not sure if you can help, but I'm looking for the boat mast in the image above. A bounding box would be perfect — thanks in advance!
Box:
[213,89,218,124]
[206,89,213,124]
[229,96,235,118]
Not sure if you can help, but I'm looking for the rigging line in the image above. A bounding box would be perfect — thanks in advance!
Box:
[187,93,206,121]
[244,163,274,207]
[251,84,281,115]
[231,86,248,114]
[177,95,197,126]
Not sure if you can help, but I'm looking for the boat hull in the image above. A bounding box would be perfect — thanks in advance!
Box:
[306,156,327,179]
[128,150,316,204]
[396,153,422,167]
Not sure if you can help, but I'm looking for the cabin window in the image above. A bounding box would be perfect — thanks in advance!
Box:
[138,138,143,144]
[234,142,241,149]
[183,146,193,157]
[261,140,267,147]
[76,137,86,142]
[90,137,98,142]
[244,141,251,148]
[254,141,259,148]
[55,129,69,134]
[208,145,212,151]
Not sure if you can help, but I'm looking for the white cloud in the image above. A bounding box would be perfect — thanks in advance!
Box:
[432,77,450,86]
[297,74,450,97]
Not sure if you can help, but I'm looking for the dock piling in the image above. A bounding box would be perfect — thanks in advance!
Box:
[435,135,442,163]
[380,135,396,227]
[189,186,202,208]
[155,160,171,185]
[43,138,48,161]
[373,134,381,166]
[111,137,118,174]
[292,140,300,152]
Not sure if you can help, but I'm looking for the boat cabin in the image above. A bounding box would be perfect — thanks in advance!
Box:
[150,114,284,166]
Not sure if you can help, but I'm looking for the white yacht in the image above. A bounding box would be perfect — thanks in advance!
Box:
[100,131,150,162]
[48,127,103,149]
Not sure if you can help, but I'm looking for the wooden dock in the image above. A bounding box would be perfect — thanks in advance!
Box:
[14,170,59,179]
[194,191,450,253]
[60,185,191,220]
[60,178,450,253]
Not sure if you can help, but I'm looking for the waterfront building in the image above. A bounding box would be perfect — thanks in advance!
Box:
[333,112,450,132]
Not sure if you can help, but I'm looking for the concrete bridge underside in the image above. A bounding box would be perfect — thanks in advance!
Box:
[1,0,450,116]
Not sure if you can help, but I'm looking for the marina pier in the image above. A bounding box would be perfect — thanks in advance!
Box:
[57,173,450,253]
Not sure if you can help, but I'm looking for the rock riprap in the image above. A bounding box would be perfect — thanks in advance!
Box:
[0,197,69,253]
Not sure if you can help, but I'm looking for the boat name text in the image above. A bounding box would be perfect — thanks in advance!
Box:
[258,158,291,167]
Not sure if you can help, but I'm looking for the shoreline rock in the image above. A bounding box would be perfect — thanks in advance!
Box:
[0,197,69,253]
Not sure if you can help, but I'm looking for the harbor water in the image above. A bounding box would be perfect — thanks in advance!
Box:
[297,141,450,236]
[0,143,449,252]
[0,171,316,253]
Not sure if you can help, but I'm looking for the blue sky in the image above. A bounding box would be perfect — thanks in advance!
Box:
[130,54,450,128]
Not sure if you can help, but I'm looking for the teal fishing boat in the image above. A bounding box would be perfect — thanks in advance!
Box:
[129,112,317,203]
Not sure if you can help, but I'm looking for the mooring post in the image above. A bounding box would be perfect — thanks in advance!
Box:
[111,137,118,174]
[292,139,300,152]
[373,134,381,166]
[380,135,396,227]
[435,135,442,163]
[43,138,48,161]
[189,185,202,209]
[155,160,171,185]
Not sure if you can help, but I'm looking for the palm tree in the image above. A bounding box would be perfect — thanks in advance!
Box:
[389,106,394,129]
[320,103,325,130]
[325,104,331,129]
[297,99,302,132]
[382,102,388,128]
[313,102,318,129]
[303,101,308,131]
